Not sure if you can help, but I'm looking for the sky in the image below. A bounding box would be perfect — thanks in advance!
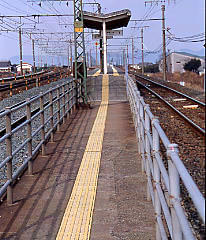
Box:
[0,0,205,64]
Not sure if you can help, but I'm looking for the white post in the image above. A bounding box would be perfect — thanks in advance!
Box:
[152,118,161,240]
[103,21,107,74]
[167,144,183,240]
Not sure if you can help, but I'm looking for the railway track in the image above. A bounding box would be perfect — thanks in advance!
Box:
[132,73,205,237]
[0,69,69,99]
[134,74,205,136]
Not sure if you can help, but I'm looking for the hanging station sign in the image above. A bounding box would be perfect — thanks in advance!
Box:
[92,34,113,40]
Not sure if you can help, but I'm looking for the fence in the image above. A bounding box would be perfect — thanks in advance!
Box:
[0,78,79,205]
[125,74,205,240]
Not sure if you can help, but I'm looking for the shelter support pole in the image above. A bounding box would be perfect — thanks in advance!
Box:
[103,20,107,74]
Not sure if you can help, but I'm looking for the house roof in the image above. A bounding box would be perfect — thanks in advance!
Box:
[16,63,32,68]
[0,61,11,68]
[171,52,205,60]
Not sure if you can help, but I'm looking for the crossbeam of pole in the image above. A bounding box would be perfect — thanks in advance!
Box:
[0,14,74,18]
[130,18,163,22]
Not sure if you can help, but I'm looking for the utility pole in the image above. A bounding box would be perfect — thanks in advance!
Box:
[139,26,150,74]
[70,39,72,74]
[32,39,36,73]
[131,26,149,74]
[162,5,167,81]
[90,48,92,67]
[126,45,129,66]
[96,43,98,66]
[123,49,125,68]
[144,0,168,80]
[67,43,70,70]
[19,28,23,75]
[141,28,144,75]
[86,51,89,68]
[132,37,134,65]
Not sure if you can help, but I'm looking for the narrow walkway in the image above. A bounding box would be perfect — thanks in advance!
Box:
[0,67,155,240]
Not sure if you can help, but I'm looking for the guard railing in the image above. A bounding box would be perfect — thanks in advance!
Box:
[125,74,205,240]
[0,78,78,205]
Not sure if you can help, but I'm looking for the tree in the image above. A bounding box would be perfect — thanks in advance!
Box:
[183,58,201,74]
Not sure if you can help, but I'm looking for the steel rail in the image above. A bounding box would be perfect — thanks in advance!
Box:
[0,71,63,93]
[0,70,46,83]
[135,80,205,136]
[126,74,205,239]
[133,73,205,107]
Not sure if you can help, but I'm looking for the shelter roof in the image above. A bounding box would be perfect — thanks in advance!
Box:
[83,9,131,30]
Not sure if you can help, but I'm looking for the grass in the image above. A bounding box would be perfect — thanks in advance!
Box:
[149,71,205,92]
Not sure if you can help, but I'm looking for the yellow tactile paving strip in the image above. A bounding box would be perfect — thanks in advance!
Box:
[92,69,101,76]
[112,66,119,76]
[56,74,109,240]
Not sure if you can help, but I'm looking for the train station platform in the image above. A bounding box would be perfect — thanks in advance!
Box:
[0,67,155,239]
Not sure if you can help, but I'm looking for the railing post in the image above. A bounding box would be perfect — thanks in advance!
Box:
[5,107,13,205]
[67,81,70,117]
[139,97,145,173]
[144,104,151,201]
[167,144,183,240]
[25,79,28,91]
[40,93,45,156]
[72,79,76,111]
[9,83,12,97]
[152,117,161,240]
[62,85,66,123]
[57,86,60,131]
[75,79,79,108]
[49,89,54,142]
[36,76,38,87]
[135,91,141,154]
[26,98,33,175]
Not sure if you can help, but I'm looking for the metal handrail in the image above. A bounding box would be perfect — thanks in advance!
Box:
[0,78,78,205]
[125,74,205,240]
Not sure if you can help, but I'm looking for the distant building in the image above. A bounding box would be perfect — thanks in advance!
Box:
[159,52,205,74]
[0,61,12,72]
[16,63,33,75]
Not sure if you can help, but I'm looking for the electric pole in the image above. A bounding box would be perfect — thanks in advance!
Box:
[123,49,125,68]
[126,44,129,66]
[67,43,70,70]
[141,29,144,74]
[19,28,23,75]
[162,5,167,81]
[132,38,134,65]
[96,43,98,66]
[131,26,149,74]
[90,48,92,67]
[32,39,36,73]
[144,0,169,80]
[87,51,89,68]
[70,39,72,74]
[139,26,150,74]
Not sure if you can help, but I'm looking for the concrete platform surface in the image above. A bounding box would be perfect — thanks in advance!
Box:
[0,68,155,239]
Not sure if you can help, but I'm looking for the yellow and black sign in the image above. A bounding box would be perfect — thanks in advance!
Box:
[74,21,83,33]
